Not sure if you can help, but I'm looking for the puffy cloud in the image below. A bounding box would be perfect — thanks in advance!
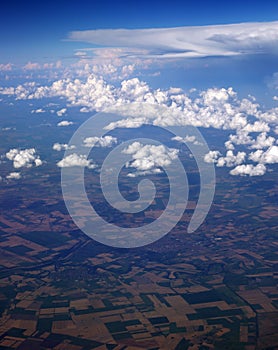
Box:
[69,21,278,59]
[262,145,278,164]
[106,84,273,132]
[204,150,246,167]
[201,87,235,105]
[230,164,266,176]
[225,128,271,151]
[57,153,96,168]
[105,116,149,130]
[56,108,67,117]
[52,143,76,151]
[73,56,138,81]
[249,150,264,163]
[249,145,278,164]
[0,63,13,71]
[6,148,42,168]
[172,135,203,146]
[57,120,73,127]
[120,78,150,101]
[242,120,270,133]
[92,63,116,75]
[121,64,135,78]
[72,46,150,81]
[122,142,179,176]
[34,158,43,166]
[250,132,275,149]
[204,150,221,163]
[44,62,60,70]
[227,131,253,146]
[224,140,235,150]
[0,86,15,95]
[216,150,246,167]
[6,172,21,180]
[23,62,41,70]
[83,136,117,148]
[0,75,275,135]
[1,73,278,177]
[256,108,278,124]
[22,61,62,71]
[31,108,45,114]
[48,75,116,111]
[80,107,90,113]
[43,63,54,69]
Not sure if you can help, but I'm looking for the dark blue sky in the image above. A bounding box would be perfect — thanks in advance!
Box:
[1,0,278,62]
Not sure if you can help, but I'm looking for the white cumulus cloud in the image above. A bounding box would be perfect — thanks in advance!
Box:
[57,153,96,169]
[122,142,179,176]
[216,150,246,168]
[6,148,42,168]
[0,63,13,71]
[23,62,41,70]
[57,120,73,127]
[250,132,275,149]
[204,150,221,163]
[1,73,278,177]
[31,108,45,114]
[249,145,278,164]
[205,150,246,168]
[83,136,117,148]
[6,172,21,180]
[56,108,67,117]
[230,164,266,176]
[52,143,76,151]
[172,135,203,146]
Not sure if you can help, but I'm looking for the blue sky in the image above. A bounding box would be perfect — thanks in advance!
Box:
[0,0,278,102]
[1,0,278,62]
[0,1,278,181]
[0,0,278,100]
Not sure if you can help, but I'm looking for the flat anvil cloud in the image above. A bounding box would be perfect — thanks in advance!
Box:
[69,21,278,58]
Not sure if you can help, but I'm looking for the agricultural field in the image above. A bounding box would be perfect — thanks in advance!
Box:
[0,168,277,349]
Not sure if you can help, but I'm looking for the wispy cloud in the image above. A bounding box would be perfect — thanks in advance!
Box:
[69,21,278,59]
